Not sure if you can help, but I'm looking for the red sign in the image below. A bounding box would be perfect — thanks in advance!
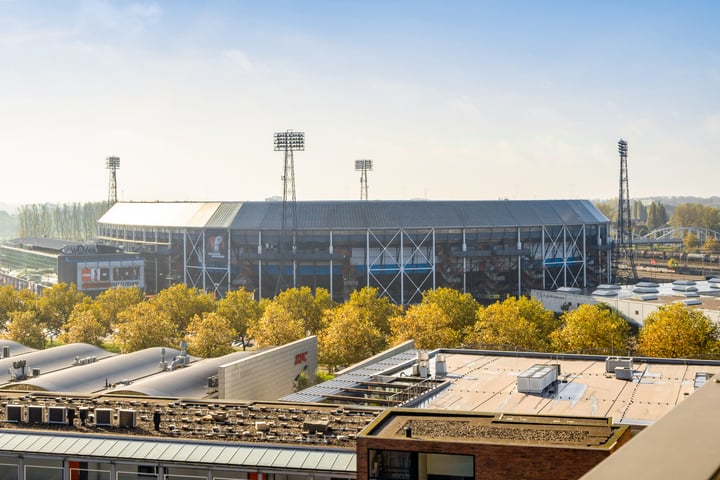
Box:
[295,352,308,365]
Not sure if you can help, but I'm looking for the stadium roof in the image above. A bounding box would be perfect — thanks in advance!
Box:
[110,350,255,398]
[5,347,192,394]
[98,200,609,230]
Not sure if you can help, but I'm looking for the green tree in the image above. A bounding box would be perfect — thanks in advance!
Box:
[342,286,402,336]
[420,287,480,332]
[35,283,87,343]
[60,307,106,346]
[250,301,306,347]
[683,232,701,250]
[466,296,560,352]
[389,303,462,350]
[319,303,388,371]
[265,287,333,337]
[114,302,179,353]
[550,304,631,354]
[670,203,720,230]
[646,201,667,230]
[150,284,216,333]
[638,303,718,358]
[632,200,647,224]
[216,288,263,348]
[4,310,45,348]
[90,286,145,335]
[0,286,37,330]
[704,236,720,253]
[185,312,236,358]
[594,199,616,222]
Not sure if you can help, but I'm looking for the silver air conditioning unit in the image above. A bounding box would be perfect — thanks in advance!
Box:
[6,405,22,422]
[606,356,634,379]
[27,406,44,423]
[94,408,113,426]
[118,409,137,428]
[48,407,67,424]
[517,364,560,394]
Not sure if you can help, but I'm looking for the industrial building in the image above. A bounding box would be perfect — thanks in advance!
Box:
[0,237,144,295]
[95,200,611,304]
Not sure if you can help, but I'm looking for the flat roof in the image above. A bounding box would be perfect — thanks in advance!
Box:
[293,348,720,426]
[362,408,627,449]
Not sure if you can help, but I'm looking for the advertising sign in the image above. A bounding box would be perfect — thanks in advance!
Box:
[207,233,227,262]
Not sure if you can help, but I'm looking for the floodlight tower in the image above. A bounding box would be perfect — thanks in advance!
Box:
[273,130,305,293]
[355,159,373,200]
[106,156,120,205]
[615,139,637,282]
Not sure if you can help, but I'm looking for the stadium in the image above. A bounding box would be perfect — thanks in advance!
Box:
[96,199,611,303]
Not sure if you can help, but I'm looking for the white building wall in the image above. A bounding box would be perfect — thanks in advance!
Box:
[218,336,318,401]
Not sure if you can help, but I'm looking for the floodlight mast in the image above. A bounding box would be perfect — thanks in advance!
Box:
[105,156,120,205]
[354,159,373,200]
[273,130,305,294]
[614,139,637,282]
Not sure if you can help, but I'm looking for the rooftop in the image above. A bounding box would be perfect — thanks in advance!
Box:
[288,346,720,426]
[363,409,627,449]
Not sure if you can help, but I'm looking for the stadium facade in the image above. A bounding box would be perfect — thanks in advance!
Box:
[96,200,611,303]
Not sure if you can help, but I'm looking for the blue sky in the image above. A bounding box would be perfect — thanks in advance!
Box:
[1,1,718,204]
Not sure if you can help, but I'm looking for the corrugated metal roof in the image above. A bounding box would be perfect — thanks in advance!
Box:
[99,200,609,230]
[0,431,356,473]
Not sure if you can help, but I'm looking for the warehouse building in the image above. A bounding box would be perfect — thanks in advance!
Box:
[96,200,611,304]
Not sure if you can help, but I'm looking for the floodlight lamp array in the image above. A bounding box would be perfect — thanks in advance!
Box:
[105,156,121,169]
[354,159,373,171]
[274,131,305,151]
[617,139,628,155]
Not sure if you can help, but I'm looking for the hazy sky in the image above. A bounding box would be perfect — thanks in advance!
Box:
[1,1,718,205]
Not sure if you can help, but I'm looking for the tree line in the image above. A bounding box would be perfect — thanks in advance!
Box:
[1,284,718,372]
[594,199,720,235]
[16,202,109,240]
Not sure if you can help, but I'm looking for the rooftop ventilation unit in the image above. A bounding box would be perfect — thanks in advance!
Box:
[605,356,633,373]
[412,351,430,378]
[48,407,67,424]
[94,408,113,426]
[6,405,22,422]
[27,406,43,423]
[517,364,560,394]
[118,409,136,428]
[694,372,712,389]
[435,354,447,377]
[615,367,633,380]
